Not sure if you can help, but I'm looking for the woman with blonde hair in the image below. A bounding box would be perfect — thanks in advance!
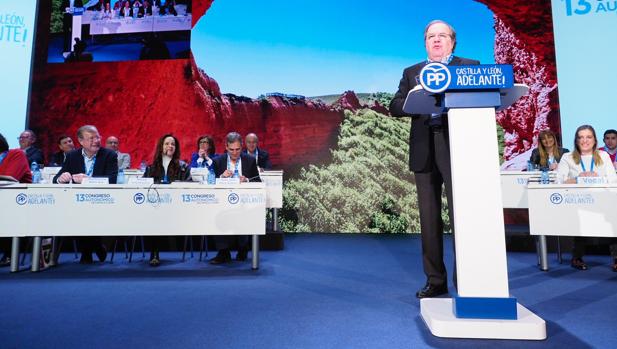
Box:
[529,129,568,170]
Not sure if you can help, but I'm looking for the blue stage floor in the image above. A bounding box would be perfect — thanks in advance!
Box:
[1,233,615,348]
[46,34,191,63]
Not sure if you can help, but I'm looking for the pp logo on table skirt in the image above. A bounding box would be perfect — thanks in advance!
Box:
[133,192,146,204]
[16,193,28,205]
[228,192,239,204]
[549,193,563,205]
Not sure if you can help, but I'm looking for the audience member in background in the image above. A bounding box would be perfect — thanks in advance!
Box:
[600,129,617,168]
[209,132,261,264]
[101,2,113,19]
[157,0,177,16]
[119,0,133,17]
[132,0,143,17]
[60,0,84,52]
[106,136,131,170]
[142,134,190,266]
[529,130,569,171]
[189,135,218,169]
[53,125,118,264]
[139,0,153,16]
[0,133,32,266]
[18,130,44,167]
[243,133,272,171]
[50,135,75,166]
[556,125,617,271]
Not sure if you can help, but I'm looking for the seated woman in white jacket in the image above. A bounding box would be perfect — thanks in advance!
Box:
[557,124,617,271]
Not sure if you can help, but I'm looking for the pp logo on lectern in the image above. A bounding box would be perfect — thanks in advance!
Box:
[550,193,563,205]
[420,62,451,93]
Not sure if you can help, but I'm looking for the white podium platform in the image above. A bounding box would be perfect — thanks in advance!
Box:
[421,298,546,340]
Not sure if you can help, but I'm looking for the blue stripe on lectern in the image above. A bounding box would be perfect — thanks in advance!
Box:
[452,296,518,320]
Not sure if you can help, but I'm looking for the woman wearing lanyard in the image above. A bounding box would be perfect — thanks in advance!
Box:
[0,133,32,266]
[143,134,190,266]
[556,125,617,271]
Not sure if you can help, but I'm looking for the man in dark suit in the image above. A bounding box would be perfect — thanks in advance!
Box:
[60,0,84,53]
[210,132,261,264]
[243,133,272,170]
[49,135,75,166]
[18,130,44,167]
[389,20,480,299]
[53,125,118,264]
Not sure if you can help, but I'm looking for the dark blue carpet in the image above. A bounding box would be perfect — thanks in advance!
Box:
[1,234,615,348]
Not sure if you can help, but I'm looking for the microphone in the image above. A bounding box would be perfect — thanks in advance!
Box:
[244,175,262,182]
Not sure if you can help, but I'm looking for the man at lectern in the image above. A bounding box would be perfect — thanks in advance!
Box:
[60,0,84,53]
[389,20,479,299]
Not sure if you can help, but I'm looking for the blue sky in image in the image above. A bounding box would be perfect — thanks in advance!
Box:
[191,0,495,98]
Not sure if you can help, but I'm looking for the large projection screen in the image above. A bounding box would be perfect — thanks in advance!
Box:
[551,0,617,144]
[0,1,38,148]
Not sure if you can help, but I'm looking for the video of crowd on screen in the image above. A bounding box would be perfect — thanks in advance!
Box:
[46,0,192,63]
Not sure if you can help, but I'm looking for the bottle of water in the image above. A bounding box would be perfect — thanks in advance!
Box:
[207,166,216,185]
[548,156,555,170]
[117,169,125,184]
[527,160,534,172]
[139,161,147,172]
[233,168,239,178]
[31,162,41,184]
[541,168,550,184]
[162,174,169,184]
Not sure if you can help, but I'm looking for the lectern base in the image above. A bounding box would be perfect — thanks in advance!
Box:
[420,298,546,340]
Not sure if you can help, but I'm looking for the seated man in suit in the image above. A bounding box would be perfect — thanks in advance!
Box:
[53,125,118,264]
[18,130,44,167]
[210,132,261,264]
[106,136,131,170]
[243,133,272,171]
[49,135,75,166]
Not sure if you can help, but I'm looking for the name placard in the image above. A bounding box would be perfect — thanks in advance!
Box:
[576,176,608,185]
[128,177,154,185]
[216,177,241,185]
[42,167,61,175]
[81,177,109,185]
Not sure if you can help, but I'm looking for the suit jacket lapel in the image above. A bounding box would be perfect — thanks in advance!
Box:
[449,55,461,65]
[77,152,86,174]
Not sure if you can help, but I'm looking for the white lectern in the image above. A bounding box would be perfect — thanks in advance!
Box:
[404,82,546,340]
